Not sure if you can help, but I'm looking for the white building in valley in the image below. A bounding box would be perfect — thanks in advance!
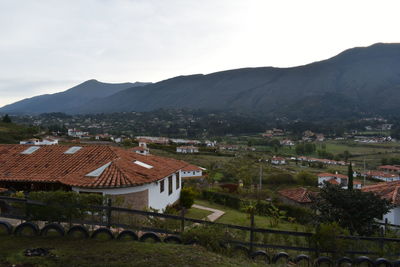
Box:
[176,146,199,153]
[181,164,204,178]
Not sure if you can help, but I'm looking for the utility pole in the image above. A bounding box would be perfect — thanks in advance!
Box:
[259,163,263,190]
[363,158,366,186]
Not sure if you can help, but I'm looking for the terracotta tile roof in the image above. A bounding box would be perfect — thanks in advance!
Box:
[0,145,188,189]
[362,181,400,205]
[326,178,340,185]
[132,146,148,151]
[181,164,202,172]
[378,165,400,171]
[364,171,399,178]
[278,187,317,203]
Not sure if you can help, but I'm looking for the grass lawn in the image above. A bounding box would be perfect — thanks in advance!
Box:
[185,207,212,220]
[0,236,265,267]
[194,199,307,232]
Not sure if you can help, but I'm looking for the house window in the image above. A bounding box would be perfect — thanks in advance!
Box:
[160,179,164,193]
[193,171,195,175]
[176,173,180,189]
[168,176,173,195]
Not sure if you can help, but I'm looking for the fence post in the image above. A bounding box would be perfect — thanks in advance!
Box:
[24,192,30,221]
[181,207,185,233]
[250,210,255,254]
[380,227,385,253]
[106,198,112,229]
[384,218,388,235]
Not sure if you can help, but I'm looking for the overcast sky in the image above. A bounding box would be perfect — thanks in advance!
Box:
[1,0,399,107]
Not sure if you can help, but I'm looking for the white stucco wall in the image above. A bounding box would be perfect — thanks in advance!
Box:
[181,170,202,178]
[72,171,182,212]
[383,207,400,225]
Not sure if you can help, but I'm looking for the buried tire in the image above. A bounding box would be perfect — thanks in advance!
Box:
[91,228,114,240]
[140,232,161,243]
[272,252,290,264]
[164,235,182,244]
[355,256,375,267]
[40,223,65,237]
[117,230,138,241]
[67,225,89,239]
[14,222,39,237]
[314,256,333,267]
[293,254,310,266]
[251,250,270,263]
[0,221,13,235]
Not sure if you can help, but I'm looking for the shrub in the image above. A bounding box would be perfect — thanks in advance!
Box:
[312,222,351,256]
[265,173,295,185]
[180,187,197,209]
[24,191,104,222]
[201,190,242,209]
[182,224,232,253]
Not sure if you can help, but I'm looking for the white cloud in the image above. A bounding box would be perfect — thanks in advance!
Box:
[0,0,400,107]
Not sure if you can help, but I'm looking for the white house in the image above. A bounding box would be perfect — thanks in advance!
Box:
[271,156,286,165]
[20,138,59,145]
[176,146,199,153]
[363,181,400,225]
[68,128,89,138]
[0,145,190,212]
[318,172,362,189]
[133,141,150,156]
[363,171,400,182]
[181,164,204,178]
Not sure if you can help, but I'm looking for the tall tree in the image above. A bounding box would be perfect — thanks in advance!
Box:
[347,162,353,191]
[311,184,391,235]
[2,114,11,123]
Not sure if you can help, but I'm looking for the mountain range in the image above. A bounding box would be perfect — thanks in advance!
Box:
[2,43,400,119]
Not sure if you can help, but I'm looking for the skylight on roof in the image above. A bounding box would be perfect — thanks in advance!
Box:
[64,146,82,154]
[86,162,111,177]
[133,160,153,169]
[21,146,40,154]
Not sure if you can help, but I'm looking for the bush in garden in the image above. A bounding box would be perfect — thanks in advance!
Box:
[21,191,104,222]
[180,187,197,209]
[311,222,351,257]
[182,224,232,253]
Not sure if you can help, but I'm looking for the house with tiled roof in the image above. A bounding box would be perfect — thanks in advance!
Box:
[181,164,205,178]
[362,181,400,224]
[271,156,286,165]
[318,173,362,189]
[378,165,400,174]
[176,146,199,153]
[0,144,191,211]
[363,171,400,182]
[278,187,317,206]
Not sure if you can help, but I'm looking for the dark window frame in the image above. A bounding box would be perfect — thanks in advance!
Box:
[168,176,173,195]
[176,172,180,189]
[160,179,165,193]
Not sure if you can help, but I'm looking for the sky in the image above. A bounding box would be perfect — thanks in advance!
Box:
[1,0,400,107]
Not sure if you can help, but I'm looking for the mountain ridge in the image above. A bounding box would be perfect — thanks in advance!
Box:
[2,43,400,119]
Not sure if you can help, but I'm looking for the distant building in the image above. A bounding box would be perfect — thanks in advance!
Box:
[176,146,199,153]
[181,164,204,178]
[20,138,59,145]
[133,141,150,156]
[378,165,400,174]
[278,187,316,206]
[271,156,286,165]
[67,128,89,138]
[280,139,295,146]
[318,172,362,189]
[363,171,400,182]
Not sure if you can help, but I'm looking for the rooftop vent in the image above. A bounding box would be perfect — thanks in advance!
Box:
[86,162,112,177]
[64,146,82,154]
[21,146,40,154]
[133,160,153,169]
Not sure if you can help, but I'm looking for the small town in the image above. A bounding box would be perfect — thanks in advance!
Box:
[2,1,400,266]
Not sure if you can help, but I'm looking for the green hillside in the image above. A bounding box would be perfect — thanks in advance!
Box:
[0,121,39,144]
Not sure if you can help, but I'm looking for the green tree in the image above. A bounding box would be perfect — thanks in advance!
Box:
[2,114,11,123]
[347,163,353,191]
[311,184,392,235]
[180,187,197,209]
[296,171,316,186]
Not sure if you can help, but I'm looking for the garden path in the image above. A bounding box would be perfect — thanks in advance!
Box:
[191,204,225,222]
